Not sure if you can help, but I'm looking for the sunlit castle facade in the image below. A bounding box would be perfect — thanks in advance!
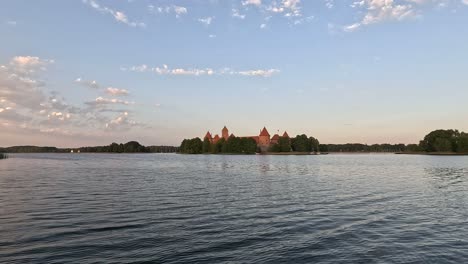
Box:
[204,126,290,152]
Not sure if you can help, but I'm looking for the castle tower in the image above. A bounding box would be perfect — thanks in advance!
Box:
[213,134,220,144]
[204,131,213,143]
[258,127,271,150]
[222,126,229,140]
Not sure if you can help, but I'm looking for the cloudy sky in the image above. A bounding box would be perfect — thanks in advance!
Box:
[1,0,468,147]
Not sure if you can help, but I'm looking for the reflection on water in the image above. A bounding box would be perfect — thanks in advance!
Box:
[0,153,468,263]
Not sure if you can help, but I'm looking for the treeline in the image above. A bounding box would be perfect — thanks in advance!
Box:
[269,135,320,153]
[147,145,179,153]
[0,146,64,153]
[180,137,258,154]
[79,141,149,153]
[418,129,468,153]
[79,142,178,153]
[0,142,179,153]
[319,143,408,153]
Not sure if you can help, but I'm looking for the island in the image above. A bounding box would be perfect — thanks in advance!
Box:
[179,126,320,154]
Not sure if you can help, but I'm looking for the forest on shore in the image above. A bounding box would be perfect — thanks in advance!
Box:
[0,141,179,153]
[320,129,468,153]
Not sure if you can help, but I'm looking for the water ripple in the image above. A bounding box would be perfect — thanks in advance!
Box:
[1,153,468,263]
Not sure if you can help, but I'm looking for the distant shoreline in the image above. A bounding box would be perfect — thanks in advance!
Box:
[260,152,325,155]
[395,152,468,156]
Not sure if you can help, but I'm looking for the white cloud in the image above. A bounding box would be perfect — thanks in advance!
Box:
[237,0,303,22]
[6,21,17,26]
[106,87,129,96]
[232,9,246,19]
[10,56,53,72]
[198,17,214,25]
[75,77,99,89]
[83,0,146,28]
[266,0,302,17]
[148,5,188,18]
[1,55,148,141]
[86,97,133,106]
[243,0,262,6]
[343,23,361,32]
[106,111,129,129]
[344,0,425,32]
[237,69,280,77]
[47,111,72,121]
[105,111,145,130]
[123,64,280,77]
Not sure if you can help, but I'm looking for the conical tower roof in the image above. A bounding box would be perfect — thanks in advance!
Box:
[260,127,270,137]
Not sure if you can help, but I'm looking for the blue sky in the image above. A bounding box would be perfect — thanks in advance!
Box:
[1,0,468,147]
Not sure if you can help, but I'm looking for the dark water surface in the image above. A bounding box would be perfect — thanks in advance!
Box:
[1,154,468,263]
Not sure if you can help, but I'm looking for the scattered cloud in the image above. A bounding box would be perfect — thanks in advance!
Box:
[0,55,146,139]
[237,69,280,77]
[75,77,99,89]
[232,9,246,19]
[6,21,17,26]
[265,0,302,17]
[83,0,146,28]
[10,56,54,73]
[86,97,133,106]
[148,5,188,18]
[122,64,280,77]
[105,111,147,130]
[343,0,427,32]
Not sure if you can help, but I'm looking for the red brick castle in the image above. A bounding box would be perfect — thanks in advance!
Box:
[204,126,290,152]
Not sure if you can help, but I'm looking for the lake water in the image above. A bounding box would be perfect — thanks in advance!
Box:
[1,153,468,263]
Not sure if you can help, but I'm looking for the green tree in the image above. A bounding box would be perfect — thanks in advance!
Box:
[179,138,203,154]
[225,136,242,153]
[291,134,310,152]
[278,137,291,152]
[406,144,422,152]
[309,137,320,152]
[433,138,452,152]
[419,129,459,152]
[202,138,212,153]
[457,133,468,153]
[268,143,281,152]
[240,138,257,154]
